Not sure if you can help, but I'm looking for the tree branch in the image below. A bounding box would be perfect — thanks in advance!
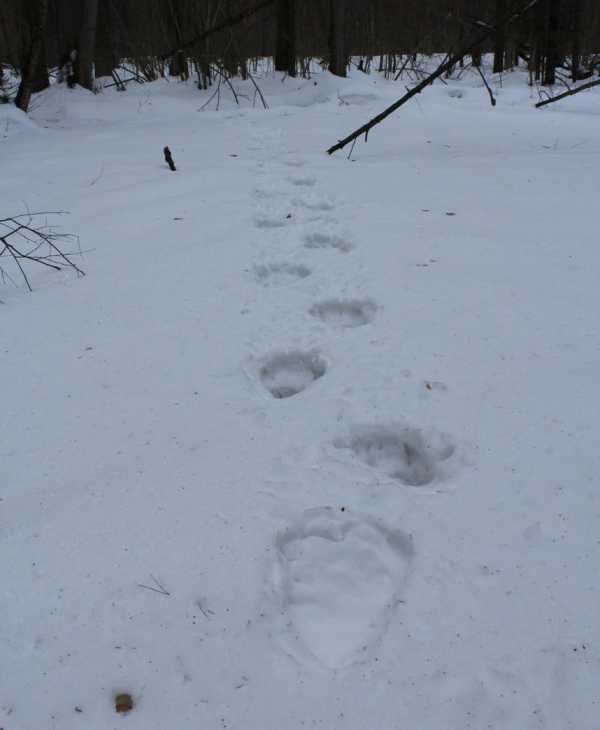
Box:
[0,212,83,291]
[327,0,542,155]
[535,77,600,108]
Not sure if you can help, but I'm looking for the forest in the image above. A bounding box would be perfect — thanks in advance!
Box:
[2,0,600,112]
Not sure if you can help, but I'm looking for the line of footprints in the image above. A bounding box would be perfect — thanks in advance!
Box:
[250,154,456,670]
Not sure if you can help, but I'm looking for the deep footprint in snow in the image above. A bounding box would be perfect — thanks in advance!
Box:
[310,299,377,327]
[255,262,311,286]
[304,232,353,253]
[273,507,413,668]
[338,425,455,486]
[260,351,326,399]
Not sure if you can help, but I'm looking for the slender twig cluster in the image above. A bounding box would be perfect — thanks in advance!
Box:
[0,212,84,291]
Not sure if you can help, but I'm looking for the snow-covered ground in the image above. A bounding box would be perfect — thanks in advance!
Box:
[2,63,600,729]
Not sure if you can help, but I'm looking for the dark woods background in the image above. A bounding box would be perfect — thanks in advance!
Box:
[2,0,600,112]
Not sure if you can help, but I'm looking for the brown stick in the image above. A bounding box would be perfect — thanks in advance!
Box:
[535,77,600,108]
[159,0,276,61]
[327,0,542,155]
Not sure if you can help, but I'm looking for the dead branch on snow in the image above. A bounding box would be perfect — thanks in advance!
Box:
[0,212,83,291]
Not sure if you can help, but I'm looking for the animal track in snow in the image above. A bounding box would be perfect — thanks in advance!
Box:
[293,195,335,212]
[304,232,353,253]
[253,187,281,200]
[273,507,413,668]
[283,158,305,168]
[337,425,455,486]
[255,215,288,229]
[310,299,377,328]
[260,351,326,399]
[289,176,317,187]
[255,262,311,286]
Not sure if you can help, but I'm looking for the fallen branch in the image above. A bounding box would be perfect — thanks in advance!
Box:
[327,0,541,155]
[535,77,600,108]
[0,212,83,291]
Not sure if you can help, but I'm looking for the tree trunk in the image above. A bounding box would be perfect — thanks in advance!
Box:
[51,0,83,71]
[31,36,50,92]
[94,0,115,78]
[542,0,560,85]
[166,0,188,79]
[493,0,507,73]
[0,2,18,68]
[328,0,346,77]
[274,0,296,76]
[77,0,99,90]
[15,0,49,112]
[570,0,581,81]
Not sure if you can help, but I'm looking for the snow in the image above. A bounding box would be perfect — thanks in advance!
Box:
[2,63,600,729]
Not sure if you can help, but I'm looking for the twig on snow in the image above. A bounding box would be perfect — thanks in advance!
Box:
[0,211,83,291]
[138,574,171,596]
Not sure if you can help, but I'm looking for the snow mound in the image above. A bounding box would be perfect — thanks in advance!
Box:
[337,91,379,106]
[0,104,41,141]
[294,71,382,109]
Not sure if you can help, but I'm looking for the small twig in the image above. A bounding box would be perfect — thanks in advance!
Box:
[0,211,83,291]
[195,598,215,618]
[88,164,105,186]
[138,574,171,596]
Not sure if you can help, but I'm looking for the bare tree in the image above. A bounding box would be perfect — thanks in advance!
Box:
[275,0,296,76]
[542,0,561,84]
[329,0,347,77]
[77,0,99,89]
[15,0,49,112]
[493,0,508,71]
